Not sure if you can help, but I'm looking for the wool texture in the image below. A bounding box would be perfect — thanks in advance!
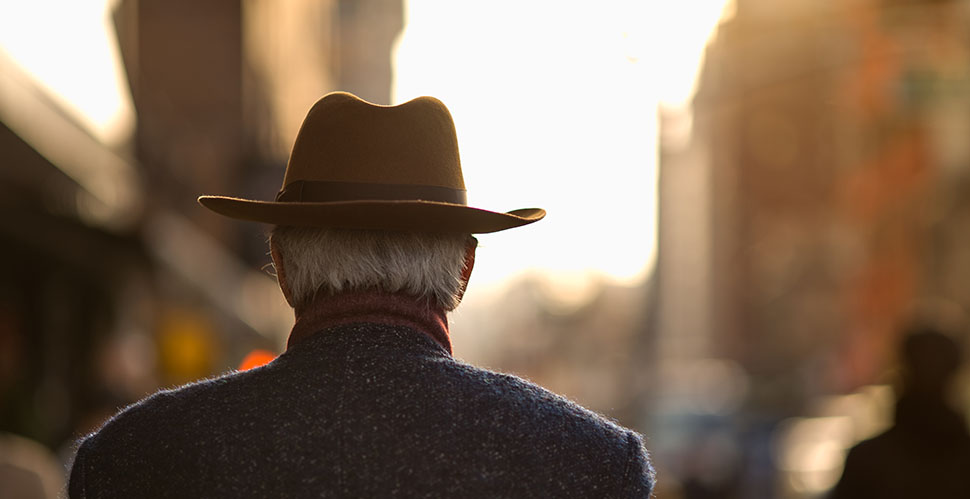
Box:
[69,294,655,498]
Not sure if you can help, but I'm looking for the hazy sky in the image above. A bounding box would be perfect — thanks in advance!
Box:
[0,0,133,145]
[395,0,729,297]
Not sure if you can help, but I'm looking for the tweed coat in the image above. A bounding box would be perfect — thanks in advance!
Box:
[69,292,655,498]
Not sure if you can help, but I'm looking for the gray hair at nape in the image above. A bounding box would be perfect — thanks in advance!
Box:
[269,226,472,310]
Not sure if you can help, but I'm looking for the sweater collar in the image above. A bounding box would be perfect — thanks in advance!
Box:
[286,290,451,354]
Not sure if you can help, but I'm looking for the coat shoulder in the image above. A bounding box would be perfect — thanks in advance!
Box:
[74,369,248,456]
[427,359,656,496]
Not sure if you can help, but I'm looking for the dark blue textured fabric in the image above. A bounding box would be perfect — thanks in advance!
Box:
[70,324,655,498]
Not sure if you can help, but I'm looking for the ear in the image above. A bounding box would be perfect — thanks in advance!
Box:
[270,241,297,309]
[455,237,477,305]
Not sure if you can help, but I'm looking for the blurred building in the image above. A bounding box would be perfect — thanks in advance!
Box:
[0,0,403,463]
[0,50,147,451]
[658,0,970,496]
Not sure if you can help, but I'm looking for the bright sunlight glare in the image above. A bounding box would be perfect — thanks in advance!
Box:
[394,0,730,291]
[0,0,133,145]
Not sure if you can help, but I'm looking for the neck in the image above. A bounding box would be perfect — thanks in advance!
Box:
[286,289,451,354]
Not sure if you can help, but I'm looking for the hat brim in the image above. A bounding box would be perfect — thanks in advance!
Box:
[198,196,545,234]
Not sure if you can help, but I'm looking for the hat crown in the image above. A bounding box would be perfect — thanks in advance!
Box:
[198,91,544,233]
[282,92,465,190]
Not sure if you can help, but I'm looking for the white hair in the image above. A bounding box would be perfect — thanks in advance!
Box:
[269,227,471,310]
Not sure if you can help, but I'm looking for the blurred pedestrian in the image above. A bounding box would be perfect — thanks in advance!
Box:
[68,92,656,498]
[831,324,970,498]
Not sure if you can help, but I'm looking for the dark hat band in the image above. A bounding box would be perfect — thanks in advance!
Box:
[276,180,467,205]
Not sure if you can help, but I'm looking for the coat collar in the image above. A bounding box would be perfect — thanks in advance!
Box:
[286,290,451,354]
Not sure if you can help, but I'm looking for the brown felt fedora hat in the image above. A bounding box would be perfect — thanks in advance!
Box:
[199,92,545,233]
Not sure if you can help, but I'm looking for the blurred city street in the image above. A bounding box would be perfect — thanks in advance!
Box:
[2,0,970,497]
